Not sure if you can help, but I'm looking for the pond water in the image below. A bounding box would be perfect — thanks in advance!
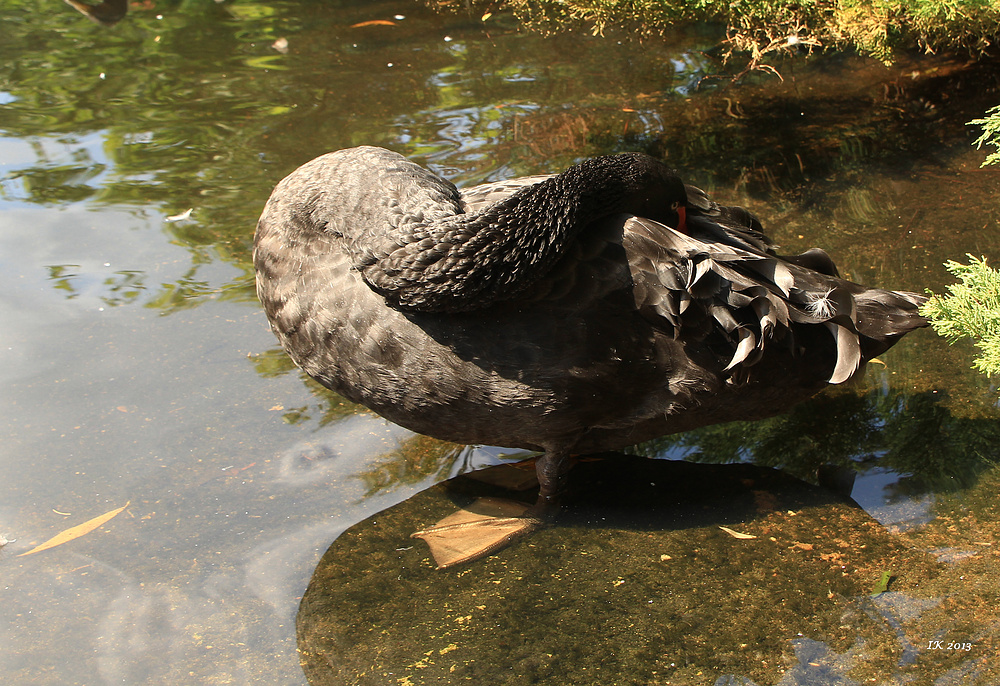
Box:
[2,1,999,684]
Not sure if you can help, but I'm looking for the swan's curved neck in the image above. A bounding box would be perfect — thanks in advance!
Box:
[365,151,687,312]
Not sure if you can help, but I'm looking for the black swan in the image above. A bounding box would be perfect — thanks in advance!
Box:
[254,146,927,567]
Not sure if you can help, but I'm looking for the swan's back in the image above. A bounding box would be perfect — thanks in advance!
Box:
[254,147,927,456]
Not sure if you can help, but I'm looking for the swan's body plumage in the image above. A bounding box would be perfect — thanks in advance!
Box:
[254,146,926,565]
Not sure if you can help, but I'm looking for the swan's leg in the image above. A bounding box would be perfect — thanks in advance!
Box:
[527,450,576,517]
[411,450,575,569]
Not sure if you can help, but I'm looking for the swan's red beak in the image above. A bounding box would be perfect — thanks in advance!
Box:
[675,205,688,235]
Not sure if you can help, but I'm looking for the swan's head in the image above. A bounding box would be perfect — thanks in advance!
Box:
[611,153,688,233]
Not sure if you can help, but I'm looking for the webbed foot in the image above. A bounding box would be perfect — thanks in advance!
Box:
[411,451,575,569]
[411,497,541,569]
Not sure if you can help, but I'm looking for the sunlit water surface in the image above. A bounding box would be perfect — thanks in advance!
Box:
[2,1,1000,684]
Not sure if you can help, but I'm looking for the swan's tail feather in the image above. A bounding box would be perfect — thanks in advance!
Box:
[855,289,929,340]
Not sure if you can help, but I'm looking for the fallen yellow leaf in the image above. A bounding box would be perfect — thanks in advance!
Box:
[719,526,756,539]
[18,501,130,557]
[350,19,396,28]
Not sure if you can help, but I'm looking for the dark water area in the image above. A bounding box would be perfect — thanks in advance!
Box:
[1,1,999,684]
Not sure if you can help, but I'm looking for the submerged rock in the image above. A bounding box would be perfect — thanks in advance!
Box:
[297,456,961,685]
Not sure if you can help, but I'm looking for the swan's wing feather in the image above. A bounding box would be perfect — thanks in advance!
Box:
[824,321,863,384]
[622,216,898,384]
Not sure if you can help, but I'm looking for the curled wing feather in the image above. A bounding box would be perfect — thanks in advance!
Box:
[623,216,866,384]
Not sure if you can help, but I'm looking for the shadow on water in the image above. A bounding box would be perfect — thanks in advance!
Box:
[2,0,1000,684]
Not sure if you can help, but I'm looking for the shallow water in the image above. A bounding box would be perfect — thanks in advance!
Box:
[1,1,999,684]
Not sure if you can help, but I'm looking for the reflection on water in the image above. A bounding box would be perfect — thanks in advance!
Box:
[2,0,1000,684]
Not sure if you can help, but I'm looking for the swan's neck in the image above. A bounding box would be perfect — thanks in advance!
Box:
[356,150,686,312]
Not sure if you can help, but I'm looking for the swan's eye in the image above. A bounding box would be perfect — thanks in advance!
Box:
[670,201,680,210]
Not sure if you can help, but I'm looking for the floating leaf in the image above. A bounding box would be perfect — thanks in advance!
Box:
[18,501,130,556]
[719,526,756,539]
[350,19,396,28]
[165,208,192,222]
[870,570,894,596]
[227,4,277,20]
[244,55,289,71]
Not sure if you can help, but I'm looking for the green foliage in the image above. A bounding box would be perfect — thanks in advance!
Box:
[968,105,1000,167]
[458,0,1000,66]
[921,255,1000,377]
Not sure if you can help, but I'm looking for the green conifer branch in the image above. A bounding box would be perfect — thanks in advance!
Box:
[920,255,1000,377]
